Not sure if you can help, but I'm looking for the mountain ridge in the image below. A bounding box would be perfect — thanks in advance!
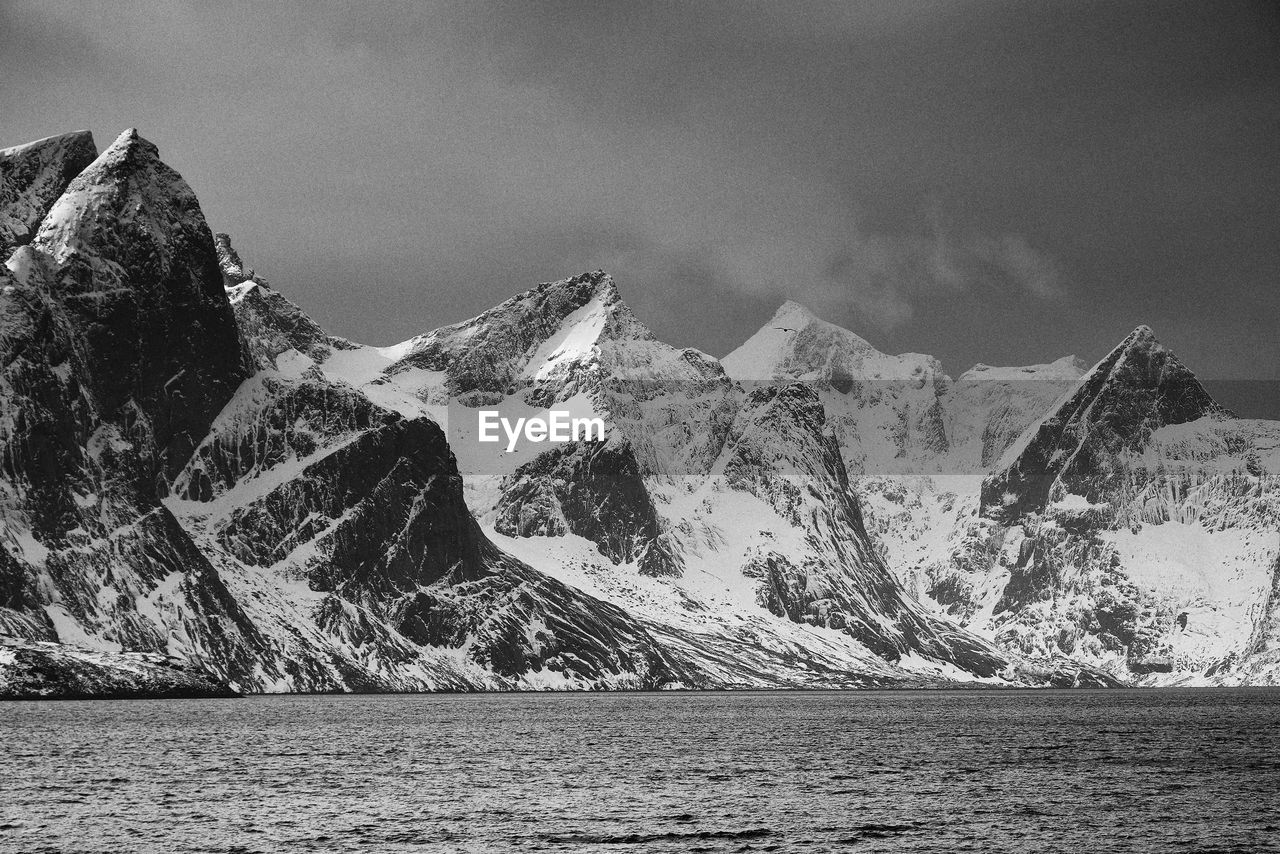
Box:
[3,128,1277,693]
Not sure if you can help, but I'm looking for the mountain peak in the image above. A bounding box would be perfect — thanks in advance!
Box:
[389,269,652,396]
[485,269,630,327]
[96,127,156,169]
[770,299,818,326]
[214,232,265,289]
[1,129,99,253]
[1087,324,1210,395]
[32,128,209,272]
[1115,324,1159,352]
[0,129,96,160]
[982,323,1224,520]
[724,302,901,384]
[112,126,142,145]
[537,269,622,306]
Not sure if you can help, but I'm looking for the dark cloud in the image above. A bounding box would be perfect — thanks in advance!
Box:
[2,1,1277,415]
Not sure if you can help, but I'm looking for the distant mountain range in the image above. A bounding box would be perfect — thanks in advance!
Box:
[2,129,1276,697]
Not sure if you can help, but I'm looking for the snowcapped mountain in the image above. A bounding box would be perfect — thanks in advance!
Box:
[981,325,1225,521]
[1,128,1275,693]
[724,300,951,475]
[0,130,692,693]
[936,328,1280,684]
[721,301,1279,685]
[291,269,1007,682]
[1,129,253,680]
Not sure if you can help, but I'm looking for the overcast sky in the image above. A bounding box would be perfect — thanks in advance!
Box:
[3,1,1278,412]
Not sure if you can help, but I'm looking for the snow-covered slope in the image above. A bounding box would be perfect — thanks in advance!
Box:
[946,355,1089,469]
[724,300,951,474]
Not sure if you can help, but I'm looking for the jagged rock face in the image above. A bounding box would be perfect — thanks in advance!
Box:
[174,375,486,599]
[926,325,1258,682]
[723,384,867,531]
[166,289,698,689]
[494,438,678,577]
[397,271,620,401]
[216,234,349,369]
[14,129,248,483]
[0,131,98,254]
[376,271,739,583]
[393,554,695,687]
[725,384,887,637]
[0,131,318,695]
[0,282,89,545]
[931,362,1279,683]
[0,638,238,699]
[214,232,254,287]
[721,383,1006,676]
[175,376,395,504]
[0,130,285,690]
[981,326,1224,521]
[224,260,358,370]
[394,270,739,477]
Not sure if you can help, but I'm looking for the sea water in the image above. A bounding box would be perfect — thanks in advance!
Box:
[2,689,1278,853]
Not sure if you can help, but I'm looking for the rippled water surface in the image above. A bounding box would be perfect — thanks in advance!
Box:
[3,689,1279,853]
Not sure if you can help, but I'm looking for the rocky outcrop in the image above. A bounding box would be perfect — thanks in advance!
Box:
[0,129,262,692]
[981,326,1224,521]
[722,383,1006,675]
[223,246,356,368]
[918,330,1278,684]
[0,130,98,254]
[1007,656,1128,688]
[494,438,679,577]
[0,637,238,699]
[392,550,695,688]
